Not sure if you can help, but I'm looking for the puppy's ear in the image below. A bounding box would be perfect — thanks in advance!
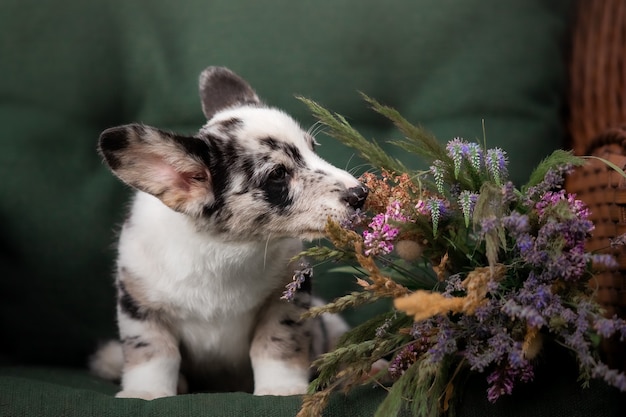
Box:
[199,66,260,120]
[99,124,214,216]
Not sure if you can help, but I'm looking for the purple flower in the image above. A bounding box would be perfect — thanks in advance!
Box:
[430,160,446,194]
[501,181,518,205]
[502,212,529,237]
[466,142,483,171]
[593,363,626,391]
[478,215,499,238]
[444,274,464,295]
[281,261,312,302]
[594,316,626,341]
[375,316,395,338]
[486,361,534,403]
[591,253,619,271]
[516,233,535,256]
[427,198,448,236]
[459,190,479,227]
[485,148,508,186]
[446,138,470,178]
[416,197,448,235]
[427,316,458,363]
[535,190,592,224]
[526,165,573,198]
[388,343,422,379]
[466,330,514,372]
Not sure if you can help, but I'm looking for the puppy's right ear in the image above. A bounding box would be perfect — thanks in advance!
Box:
[199,66,261,120]
[98,124,214,216]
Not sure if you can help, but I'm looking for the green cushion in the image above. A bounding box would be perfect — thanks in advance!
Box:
[0,0,573,371]
[0,362,622,417]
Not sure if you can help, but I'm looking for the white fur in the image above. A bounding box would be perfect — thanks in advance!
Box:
[93,67,365,399]
[252,358,310,396]
[118,192,300,322]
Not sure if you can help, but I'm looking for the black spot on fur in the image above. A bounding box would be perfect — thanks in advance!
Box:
[269,335,303,359]
[280,318,302,327]
[98,127,131,170]
[260,137,304,167]
[198,136,235,218]
[216,117,243,132]
[254,212,270,225]
[117,281,146,320]
[176,135,212,168]
[261,137,281,151]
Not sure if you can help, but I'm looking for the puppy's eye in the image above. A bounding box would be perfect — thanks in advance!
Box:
[268,166,289,182]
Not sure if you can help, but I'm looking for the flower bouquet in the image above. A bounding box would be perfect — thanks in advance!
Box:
[291,96,626,417]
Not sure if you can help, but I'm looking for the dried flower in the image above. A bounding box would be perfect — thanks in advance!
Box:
[281,261,312,302]
[395,239,423,262]
[609,233,626,248]
[294,98,626,417]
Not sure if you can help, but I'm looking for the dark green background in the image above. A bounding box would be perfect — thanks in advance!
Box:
[0,0,604,415]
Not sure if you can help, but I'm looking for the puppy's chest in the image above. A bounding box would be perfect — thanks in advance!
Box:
[120,194,301,360]
[153,255,279,319]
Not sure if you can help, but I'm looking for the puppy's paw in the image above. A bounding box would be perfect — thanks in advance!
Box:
[253,382,309,396]
[115,390,172,400]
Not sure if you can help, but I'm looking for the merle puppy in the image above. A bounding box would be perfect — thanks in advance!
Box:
[90,67,367,399]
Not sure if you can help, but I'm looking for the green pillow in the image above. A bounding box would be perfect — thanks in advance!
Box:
[0,0,573,366]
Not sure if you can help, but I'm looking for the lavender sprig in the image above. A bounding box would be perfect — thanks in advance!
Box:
[281,261,313,302]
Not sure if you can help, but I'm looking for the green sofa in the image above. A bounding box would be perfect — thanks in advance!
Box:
[1,0,622,415]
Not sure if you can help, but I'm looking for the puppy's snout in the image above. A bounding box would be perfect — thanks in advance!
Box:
[343,185,368,210]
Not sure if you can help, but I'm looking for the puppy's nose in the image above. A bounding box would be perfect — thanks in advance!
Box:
[344,185,369,210]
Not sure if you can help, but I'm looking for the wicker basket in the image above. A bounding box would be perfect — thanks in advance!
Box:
[566,0,626,370]
[567,129,626,370]
[568,0,626,153]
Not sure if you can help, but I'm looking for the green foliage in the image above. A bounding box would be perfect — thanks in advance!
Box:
[295,96,626,417]
[298,96,407,173]
[302,291,379,318]
[524,149,584,190]
[361,94,449,164]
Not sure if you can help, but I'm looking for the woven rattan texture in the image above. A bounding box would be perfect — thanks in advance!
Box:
[567,128,626,370]
[567,0,626,369]
[569,0,626,155]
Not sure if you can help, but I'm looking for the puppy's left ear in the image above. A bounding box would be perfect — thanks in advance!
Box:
[199,66,261,120]
[98,123,214,216]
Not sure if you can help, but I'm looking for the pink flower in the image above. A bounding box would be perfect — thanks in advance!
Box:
[363,200,407,256]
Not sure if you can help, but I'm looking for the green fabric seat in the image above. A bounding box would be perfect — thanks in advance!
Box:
[3,0,618,415]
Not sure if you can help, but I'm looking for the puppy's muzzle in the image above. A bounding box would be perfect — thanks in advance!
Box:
[343,185,369,210]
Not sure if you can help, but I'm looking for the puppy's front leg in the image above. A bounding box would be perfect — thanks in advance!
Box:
[250,296,312,396]
[116,285,180,400]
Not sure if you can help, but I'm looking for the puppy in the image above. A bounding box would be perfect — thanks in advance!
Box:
[90,67,367,399]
